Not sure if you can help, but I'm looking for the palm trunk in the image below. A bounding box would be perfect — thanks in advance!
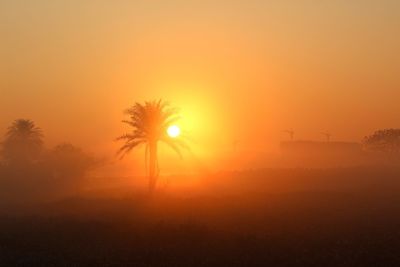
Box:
[148,140,158,193]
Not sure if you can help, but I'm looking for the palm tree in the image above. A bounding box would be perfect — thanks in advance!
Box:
[2,119,44,163]
[116,100,188,193]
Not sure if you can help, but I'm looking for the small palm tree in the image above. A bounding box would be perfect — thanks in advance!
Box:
[2,119,44,163]
[116,100,188,193]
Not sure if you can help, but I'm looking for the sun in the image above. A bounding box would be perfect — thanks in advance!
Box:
[167,125,181,138]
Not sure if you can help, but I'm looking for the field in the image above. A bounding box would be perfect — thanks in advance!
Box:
[1,167,400,266]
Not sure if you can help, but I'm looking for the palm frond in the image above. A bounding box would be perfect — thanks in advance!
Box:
[162,115,181,129]
[160,138,183,159]
[116,140,144,159]
[115,133,145,142]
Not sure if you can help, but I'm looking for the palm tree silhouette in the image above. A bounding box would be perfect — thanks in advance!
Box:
[116,100,188,193]
[2,119,43,163]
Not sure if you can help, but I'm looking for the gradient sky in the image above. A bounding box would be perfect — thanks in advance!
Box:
[1,0,399,171]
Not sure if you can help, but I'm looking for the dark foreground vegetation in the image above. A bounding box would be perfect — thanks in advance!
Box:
[2,167,400,267]
[1,212,399,267]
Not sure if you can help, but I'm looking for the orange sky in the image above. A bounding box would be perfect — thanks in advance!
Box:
[1,1,400,173]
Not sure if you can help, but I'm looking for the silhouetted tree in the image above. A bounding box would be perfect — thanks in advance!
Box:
[116,100,188,193]
[1,119,43,164]
[363,129,400,154]
[49,143,95,179]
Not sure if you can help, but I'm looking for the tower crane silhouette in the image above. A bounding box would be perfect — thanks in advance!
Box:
[321,132,332,142]
[283,129,294,141]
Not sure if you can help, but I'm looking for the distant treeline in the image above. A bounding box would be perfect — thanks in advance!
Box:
[0,118,399,200]
[0,119,98,202]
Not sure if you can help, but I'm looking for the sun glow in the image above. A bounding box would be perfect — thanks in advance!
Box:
[167,125,181,138]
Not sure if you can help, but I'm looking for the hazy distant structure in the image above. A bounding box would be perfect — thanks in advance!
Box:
[280,140,363,167]
[284,130,294,141]
[321,132,331,142]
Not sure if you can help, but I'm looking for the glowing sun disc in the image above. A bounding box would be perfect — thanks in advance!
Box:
[167,125,181,138]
